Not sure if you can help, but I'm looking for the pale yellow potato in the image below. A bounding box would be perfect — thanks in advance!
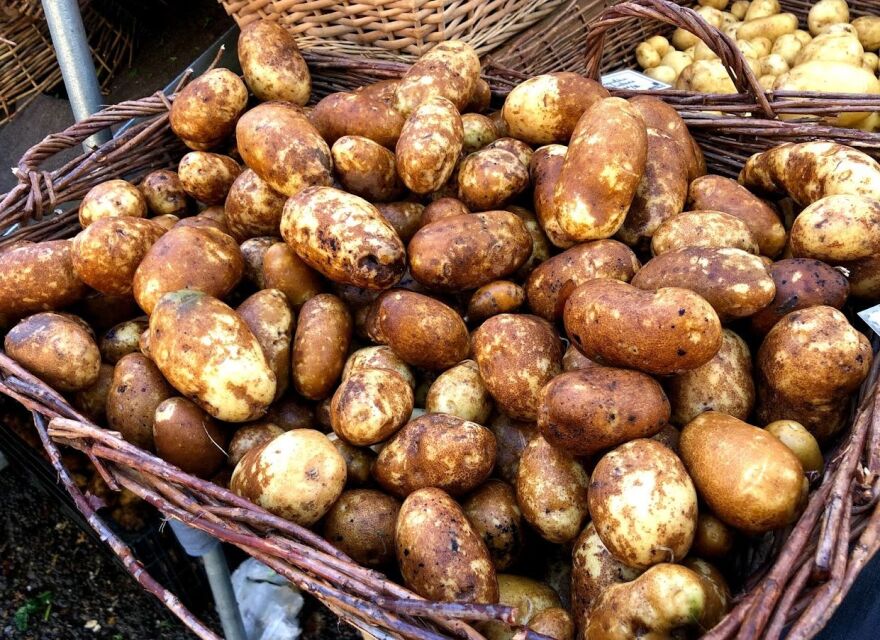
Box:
[737,13,798,42]
[772,33,804,64]
[644,65,677,84]
[750,36,773,57]
[394,40,480,115]
[863,52,879,70]
[775,62,879,126]
[765,420,823,473]
[808,0,849,35]
[78,179,147,227]
[790,194,880,262]
[461,113,498,153]
[425,359,492,424]
[693,40,719,61]
[637,42,662,69]
[760,52,789,75]
[698,0,729,9]
[395,96,463,194]
[331,367,413,446]
[238,20,310,104]
[795,32,864,66]
[730,0,748,19]
[661,50,693,75]
[651,210,759,255]
[646,35,671,56]
[479,574,559,640]
[677,59,737,93]
[745,0,779,20]
[853,16,880,51]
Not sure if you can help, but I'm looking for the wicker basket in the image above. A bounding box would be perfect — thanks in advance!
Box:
[218,0,565,58]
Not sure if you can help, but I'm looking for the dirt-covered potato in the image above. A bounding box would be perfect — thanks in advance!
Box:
[632,247,776,321]
[170,68,247,145]
[133,225,243,314]
[225,169,286,241]
[750,258,849,335]
[5,312,100,391]
[237,289,293,401]
[516,435,589,544]
[538,368,670,455]
[281,186,405,290]
[665,329,754,426]
[291,293,352,400]
[261,242,324,307]
[331,135,403,202]
[790,195,880,262]
[525,240,640,321]
[692,512,735,558]
[237,102,332,197]
[629,96,705,182]
[73,363,114,422]
[490,415,538,485]
[228,422,284,466]
[681,412,805,533]
[153,397,226,478]
[150,214,180,231]
[765,419,823,473]
[374,202,424,243]
[149,291,276,421]
[100,318,149,364]
[467,281,525,323]
[231,429,346,525]
[564,279,722,375]
[409,210,531,290]
[501,72,609,145]
[472,314,563,421]
[688,175,786,256]
[651,210,760,255]
[425,359,492,423]
[396,96,463,194]
[177,152,240,205]
[310,91,405,149]
[395,40,480,115]
[505,206,551,280]
[422,197,468,225]
[479,574,561,640]
[238,20,310,104]
[467,77,492,113]
[71,217,164,297]
[78,179,147,227]
[530,144,575,249]
[140,170,190,217]
[461,113,498,153]
[487,137,532,169]
[331,367,413,445]
[462,480,524,571]
[175,209,229,234]
[322,489,400,567]
[372,290,469,370]
[106,353,173,450]
[395,487,498,603]
[324,433,374,485]
[457,149,529,211]
[342,345,414,388]
[374,413,496,497]
[554,98,647,241]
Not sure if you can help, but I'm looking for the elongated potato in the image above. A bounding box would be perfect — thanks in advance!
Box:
[457,149,530,211]
[530,144,576,248]
[652,210,759,255]
[490,414,539,485]
[79,179,148,227]
[396,96,463,194]
[262,242,324,307]
[409,210,532,290]
[463,481,524,571]
[237,20,310,104]
[395,41,480,115]
[106,353,174,450]
[225,169,286,240]
[331,367,413,445]
[331,135,403,202]
[554,98,647,241]
[790,195,880,262]
[630,96,704,182]
[281,186,405,290]
[292,293,352,401]
[774,63,880,126]
[737,13,798,42]
[169,68,247,145]
[467,281,525,324]
[310,91,405,149]
[237,289,293,401]
[564,279,722,375]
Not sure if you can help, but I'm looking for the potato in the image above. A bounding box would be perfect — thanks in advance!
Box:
[409,210,531,290]
[310,91,405,149]
[374,413,495,497]
[260,242,323,307]
[5,312,100,392]
[651,210,759,256]
[462,480,524,571]
[808,0,848,35]
[421,197,469,227]
[795,31,863,66]
[744,0,778,20]
[637,42,662,68]
[759,52,789,76]
[237,289,292,401]
[680,412,804,532]
[676,59,738,94]
[100,318,148,364]
[773,62,880,126]
[281,186,405,290]
[395,96,463,195]
[461,113,498,153]
[490,414,538,485]
[150,214,180,231]
[176,152,240,205]
[737,13,798,42]
[170,68,247,145]
[139,170,189,217]
[464,77,491,113]
[322,489,400,567]
[228,422,284,466]
[153,397,226,478]
[424,359,491,423]
[538,368,669,456]
[554,98,647,241]
[671,28,700,51]
[342,345,414,388]
[372,290,469,370]
[662,50,694,76]
[73,292,139,333]
[237,102,332,196]
[632,247,775,320]
[527,608,573,640]
[688,174,786,256]
[174,209,229,234]
[530,144,576,249]
[730,0,748,19]
[395,40,480,115]
[238,20,310,104]
[78,179,147,228]
[149,291,275,421]
[564,279,722,375]
[501,72,609,145]
[644,65,677,84]
[467,281,525,323]
[331,367,413,445]
[487,137,533,168]
[750,36,773,57]
[571,523,642,629]
[791,194,880,262]
[479,575,560,640]
[231,429,345,525]
[764,419,823,474]
[372,202,423,243]
[457,149,529,211]
[562,344,600,371]
[516,435,589,544]
[73,363,114,422]
[863,52,879,70]
[395,487,498,602]
[224,169,285,241]
[106,353,173,450]
[772,32,805,64]
[326,433,375,485]
[653,424,684,453]
[291,293,351,401]
[331,135,403,202]
[841,254,880,300]
[853,16,880,51]
[692,512,736,558]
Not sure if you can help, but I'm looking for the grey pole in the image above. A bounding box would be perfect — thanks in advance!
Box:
[202,545,249,640]
[41,0,111,150]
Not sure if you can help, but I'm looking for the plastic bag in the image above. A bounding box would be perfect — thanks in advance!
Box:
[231,558,304,640]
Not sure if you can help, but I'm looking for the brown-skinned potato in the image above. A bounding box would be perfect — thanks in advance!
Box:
[342,345,415,388]
[790,194,880,262]
[425,359,493,423]
[467,281,525,324]
[265,397,315,431]
[692,512,736,559]
[507,206,552,280]
[651,210,760,256]
[169,68,247,145]
[140,170,190,216]
[487,137,533,169]
[292,293,352,401]
[489,414,539,485]
[237,289,293,401]
[396,96,463,194]
[224,169,286,240]
[78,179,148,227]
[177,152,241,205]
[261,242,324,307]
[394,40,480,116]
[530,144,575,249]
[310,91,405,149]
[100,318,149,364]
[237,20,310,105]
[331,135,404,202]
[228,422,285,466]
[73,363,114,423]
[457,149,530,211]
[331,367,413,445]
[0,240,89,316]
[322,489,400,568]
[462,480,524,571]
[106,353,174,451]
[153,397,227,479]
[375,202,424,242]
[479,574,562,640]
[421,197,469,226]
[629,96,705,181]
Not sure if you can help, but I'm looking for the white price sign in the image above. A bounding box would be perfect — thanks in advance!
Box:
[601,69,671,90]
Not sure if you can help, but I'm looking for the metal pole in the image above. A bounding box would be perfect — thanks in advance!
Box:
[41,0,111,150]
[202,545,248,640]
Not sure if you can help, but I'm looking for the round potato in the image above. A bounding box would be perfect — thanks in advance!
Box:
[395,487,498,603]
[153,397,226,478]
[462,480,524,571]
[177,152,240,205]
[73,363,114,423]
[342,345,414,388]
[396,96,463,195]
[395,40,480,115]
[501,72,609,145]
[71,217,165,296]
[267,397,315,431]
[325,433,374,485]
[590,439,697,568]
[472,314,563,421]
[530,144,575,249]
[468,281,525,324]
[516,435,589,544]
[331,135,403,202]
[331,367,413,445]
[466,77,492,113]
[5,312,100,392]
[281,186,406,290]
[237,289,293,401]
[238,20,310,104]
[261,242,324,308]
[150,214,180,231]
[149,291,276,421]
[538,368,670,456]
[78,179,147,228]
[323,489,400,567]
[374,413,496,497]
[375,201,424,243]
[310,91,405,149]
[421,197,469,226]
[106,353,174,450]
[425,359,492,424]
[853,16,880,51]
[564,279,722,375]
[228,422,284,466]
[461,113,498,153]
[140,170,190,217]
[133,225,243,314]
[479,574,561,640]
[100,318,149,364]
[489,414,539,485]
[790,195,880,262]
[292,293,352,401]
[651,210,760,255]
[231,429,346,525]
[774,62,879,127]
[680,412,805,533]
[225,169,286,240]
[765,419,823,473]
[457,149,529,211]
[488,138,533,169]
[692,512,736,558]
[409,210,532,291]
[170,68,247,145]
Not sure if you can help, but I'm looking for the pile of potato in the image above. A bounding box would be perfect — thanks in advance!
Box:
[2,18,879,639]
[635,0,880,129]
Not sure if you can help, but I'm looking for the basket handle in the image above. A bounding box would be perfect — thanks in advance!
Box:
[583,0,775,119]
